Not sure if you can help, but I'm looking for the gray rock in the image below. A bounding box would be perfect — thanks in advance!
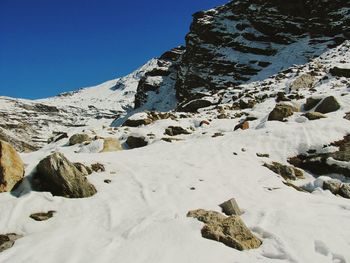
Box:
[304,97,322,111]
[290,74,315,90]
[330,67,350,78]
[187,209,261,250]
[264,162,304,180]
[73,162,92,176]
[69,133,91,146]
[32,152,97,198]
[314,96,340,114]
[323,179,342,195]
[219,198,242,216]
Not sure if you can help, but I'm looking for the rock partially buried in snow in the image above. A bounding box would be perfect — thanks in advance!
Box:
[339,184,350,199]
[0,233,22,253]
[0,140,25,192]
[178,99,212,113]
[304,97,322,111]
[314,96,340,114]
[329,66,350,78]
[73,162,92,176]
[69,133,91,146]
[187,209,261,250]
[264,162,304,180]
[32,152,97,198]
[30,211,56,221]
[101,137,123,152]
[126,136,148,149]
[268,104,299,121]
[303,112,327,120]
[164,126,191,136]
[234,121,249,131]
[323,179,342,195]
[91,163,105,173]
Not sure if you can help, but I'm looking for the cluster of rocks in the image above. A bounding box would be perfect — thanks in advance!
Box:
[188,198,261,251]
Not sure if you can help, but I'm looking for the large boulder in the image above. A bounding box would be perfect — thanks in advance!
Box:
[126,136,148,149]
[303,97,322,111]
[32,152,97,198]
[101,137,123,152]
[268,104,299,121]
[187,209,261,250]
[0,140,25,192]
[69,133,91,146]
[314,96,340,114]
[289,74,315,90]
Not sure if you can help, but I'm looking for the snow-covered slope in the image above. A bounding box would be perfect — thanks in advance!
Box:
[1,40,350,263]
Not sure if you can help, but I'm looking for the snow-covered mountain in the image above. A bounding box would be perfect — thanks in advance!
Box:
[0,1,350,262]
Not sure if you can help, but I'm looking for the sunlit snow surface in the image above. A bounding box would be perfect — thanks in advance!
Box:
[0,43,350,263]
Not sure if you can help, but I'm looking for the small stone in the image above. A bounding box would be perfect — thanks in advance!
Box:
[219,198,242,216]
[164,126,191,136]
[303,112,327,120]
[339,184,350,199]
[104,179,112,184]
[30,211,56,221]
[91,163,105,173]
[256,153,270,158]
[234,121,249,131]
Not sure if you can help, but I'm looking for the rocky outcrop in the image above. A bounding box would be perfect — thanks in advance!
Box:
[187,209,261,250]
[174,0,349,103]
[289,135,350,178]
[0,140,25,192]
[32,152,97,198]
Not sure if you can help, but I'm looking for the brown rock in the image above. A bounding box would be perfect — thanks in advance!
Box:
[303,112,327,120]
[314,96,340,114]
[91,163,105,173]
[323,179,342,195]
[30,211,56,221]
[264,162,304,180]
[69,133,91,146]
[268,104,299,121]
[187,209,261,250]
[234,121,249,131]
[0,140,25,192]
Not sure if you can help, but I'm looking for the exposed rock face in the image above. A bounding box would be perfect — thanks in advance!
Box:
[187,209,261,250]
[314,96,341,114]
[0,140,25,192]
[289,135,350,178]
[101,137,123,152]
[69,133,91,146]
[264,162,304,180]
[32,152,97,198]
[268,104,299,121]
[126,136,148,149]
[174,0,349,103]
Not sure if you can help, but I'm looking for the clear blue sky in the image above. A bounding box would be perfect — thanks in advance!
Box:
[0,0,228,99]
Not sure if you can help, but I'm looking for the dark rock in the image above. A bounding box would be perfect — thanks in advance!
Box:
[32,152,97,198]
[178,99,212,113]
[345,112,350,121]
[234,121,249,131]
[164,126,191,136]
[256,153,270,158]
[48,132,68,143]
[126,136,148,149]
[122,118,153,127]
[330,67,350,78]
[30,211,56,221]
[104,179,112,184]
[304,97,322,111]
[314,96,340,114]
[73,162,93,176]
[187,209,261,250]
